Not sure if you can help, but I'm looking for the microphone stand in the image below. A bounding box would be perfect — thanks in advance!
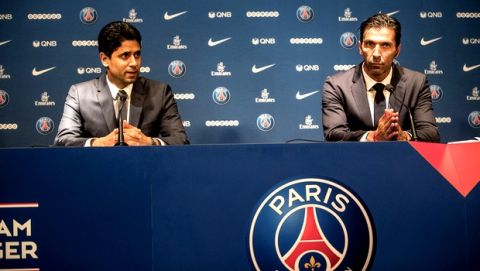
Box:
[114,91,129,146]
[386,84,418,141]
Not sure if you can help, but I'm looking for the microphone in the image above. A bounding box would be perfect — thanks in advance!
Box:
[114,90,129,146]
[385,84,418,141]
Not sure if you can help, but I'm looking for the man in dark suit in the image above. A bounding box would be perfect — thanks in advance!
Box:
[322,14,440,142]
[54,21,188,146]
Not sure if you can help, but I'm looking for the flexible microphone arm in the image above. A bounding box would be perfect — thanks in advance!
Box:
[114,90,129,146]
[385,84,418,141]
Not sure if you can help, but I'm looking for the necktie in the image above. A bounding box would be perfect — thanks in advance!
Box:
[116,90,128,124]
[373,83,385,128]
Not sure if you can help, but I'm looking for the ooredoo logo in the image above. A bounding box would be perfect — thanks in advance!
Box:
[249,177,375,271]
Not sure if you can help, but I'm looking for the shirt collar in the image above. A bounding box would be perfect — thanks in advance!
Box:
[361,63,393,91]
[106,75,133,100]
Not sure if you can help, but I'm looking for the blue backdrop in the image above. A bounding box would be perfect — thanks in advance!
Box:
[0,0,479,147]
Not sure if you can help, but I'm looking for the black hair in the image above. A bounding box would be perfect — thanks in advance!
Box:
[360,13,401,47]
[98,21,142,57]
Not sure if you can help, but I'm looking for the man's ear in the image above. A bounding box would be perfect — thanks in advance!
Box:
[395,44,402,58]
[99,52,109,68]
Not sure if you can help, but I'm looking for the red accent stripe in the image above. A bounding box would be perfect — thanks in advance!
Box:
[0,202,39,208]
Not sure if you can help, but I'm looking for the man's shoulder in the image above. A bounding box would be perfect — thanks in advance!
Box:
[71,76,102,90]
[395,64,426,79]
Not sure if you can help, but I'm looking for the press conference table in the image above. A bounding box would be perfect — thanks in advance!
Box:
[0,142,478,270]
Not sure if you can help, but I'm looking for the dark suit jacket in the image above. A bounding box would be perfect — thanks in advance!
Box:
[54,74,189,146]
[322,63,440,142]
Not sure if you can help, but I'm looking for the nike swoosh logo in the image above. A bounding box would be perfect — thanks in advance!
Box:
[251,64,275,73]
[386,10,400,16]
[296,90,320,100]
[463,64,480,72]
[208,37,232,47]
[0,40,12,46]
[164,11,188,20]
[420,37,442,46]
[32,66,56,76]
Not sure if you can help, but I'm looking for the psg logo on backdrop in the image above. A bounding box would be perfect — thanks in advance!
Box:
[256,113,275,131]
[212,87,231,105]
[0,90,9,108]
[79,7,98,24]
[430,85,443,102]
[468,111,480,128]
[168,60,186,78]
[296,6,314,22]
[35,117,54,135]
[249,178,375,271]
[340,32,357,49]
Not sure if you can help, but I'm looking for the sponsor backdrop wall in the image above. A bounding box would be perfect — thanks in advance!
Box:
[0,0,479,147]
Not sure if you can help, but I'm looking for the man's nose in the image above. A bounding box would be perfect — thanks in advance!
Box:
[372,45,381,57]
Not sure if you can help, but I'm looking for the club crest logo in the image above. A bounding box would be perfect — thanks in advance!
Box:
[340,32,357,49]
[256,113,275,131]
[79,7,98,24]
[297,6,314,22]
[249,177,375,271]
[212,87,231,105]
[0,89,9,108]
[468,111,480,128]
[168,60,186,78]
[430,85,443,102]
[35,117,54,135]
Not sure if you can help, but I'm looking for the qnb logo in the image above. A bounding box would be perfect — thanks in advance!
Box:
[79,7,97,24]
[296,6,314,22]
[456,12,480,19]
[246,11,280,18]
[462,38,480,45]
[468,111,480,128]
[252,38,276,45]
[208,11,232,18]
[205,120,239,127]
[420,11,443,18]
[430,85,443,102]
[168,60,186,78]
[256,113,275,131]
[435,117,452,124]
[77,67,102,75]
[212,87,231,105]
[466,87,480,101]
[249,178,375,271]
[0,14,13,20]
[72,40,98,47]
[290,38,323,44]
[340,32,357,49]
[174,93,195,100]
[27,13,62,20]
[296,64,320,72]
[33,40,57,47]
[334,64,355,71]
[140,66,150,73]
[35,117,55,135]
[0,89,10,108]
[0,123,18,130]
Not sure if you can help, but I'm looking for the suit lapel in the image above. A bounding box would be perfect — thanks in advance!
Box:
[390,64,407,114]
[96,74,117,131]
[351,64,374,128]
[129,78,145,127]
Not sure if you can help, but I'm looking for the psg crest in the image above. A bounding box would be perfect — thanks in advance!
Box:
[249,178,375,271]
